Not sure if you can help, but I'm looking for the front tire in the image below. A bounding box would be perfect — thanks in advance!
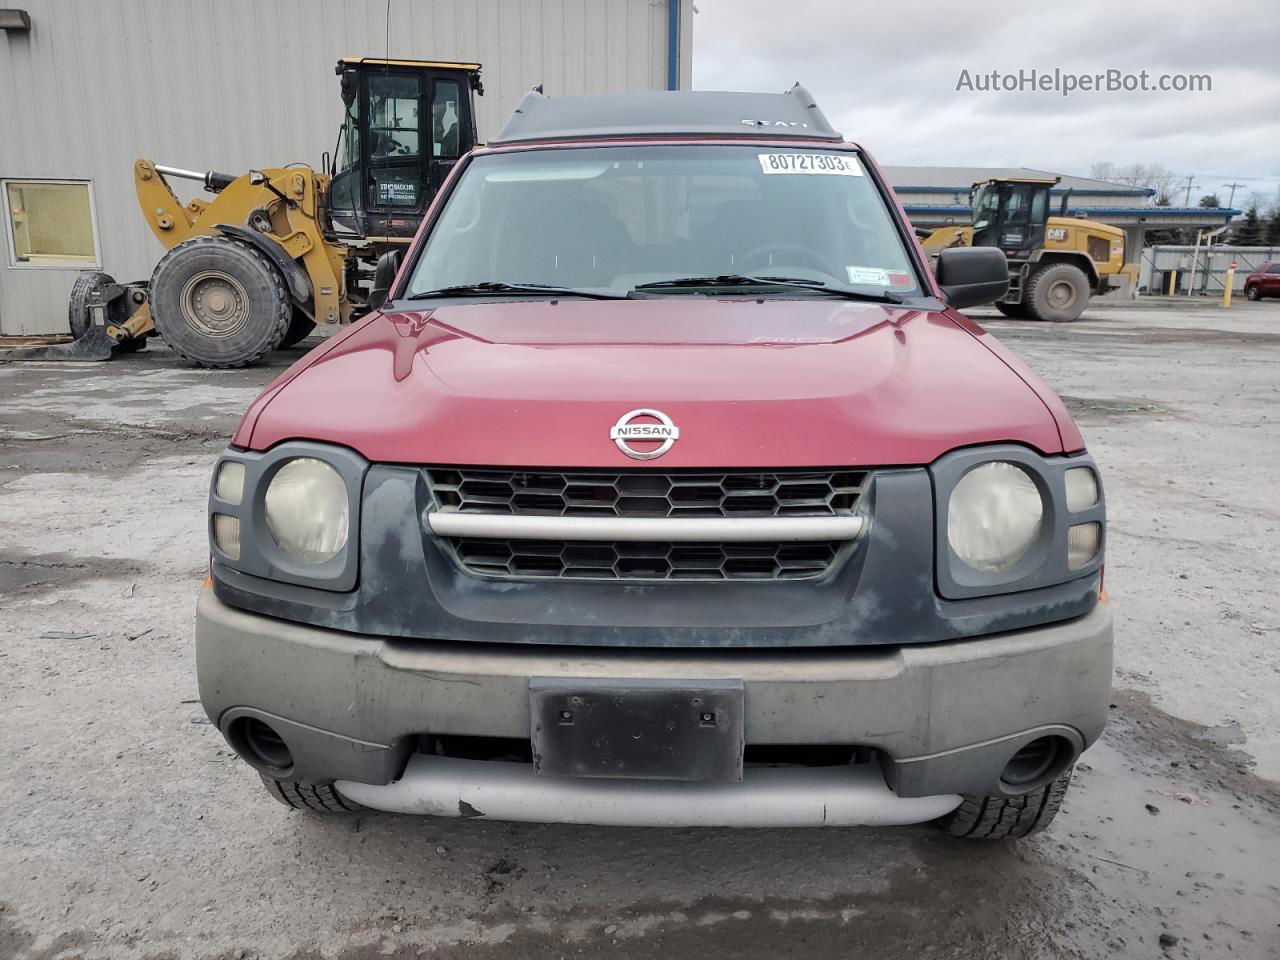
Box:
[259,774,365,812]
[150,236,291,368]
[1025,263,1090,322]
[937,767,1073,840]
[1246,284,1261,301]
[281,308,317,347]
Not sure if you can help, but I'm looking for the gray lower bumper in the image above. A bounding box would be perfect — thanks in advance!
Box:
[336,755,962,826]
[196,590,1113,802]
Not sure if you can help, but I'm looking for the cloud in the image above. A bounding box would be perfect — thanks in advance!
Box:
[691,0,1280,200]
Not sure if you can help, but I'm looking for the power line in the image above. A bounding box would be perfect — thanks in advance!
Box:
[1222,182,1247,207]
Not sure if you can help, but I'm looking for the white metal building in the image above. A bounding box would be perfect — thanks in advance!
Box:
[0,0,693,335]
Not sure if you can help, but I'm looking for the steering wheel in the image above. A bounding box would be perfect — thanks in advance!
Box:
[739,243,838,277]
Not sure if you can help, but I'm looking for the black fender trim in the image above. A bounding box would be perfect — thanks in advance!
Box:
[214,223,313,305]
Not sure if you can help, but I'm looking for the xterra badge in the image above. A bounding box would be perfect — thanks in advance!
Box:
[610,409,680,460]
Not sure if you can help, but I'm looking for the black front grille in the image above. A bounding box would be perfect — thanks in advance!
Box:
[450,538,841,581]
[426,468,868,518]
[426,468,868,583]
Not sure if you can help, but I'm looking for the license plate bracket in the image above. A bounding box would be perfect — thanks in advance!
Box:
[529,678,745,782]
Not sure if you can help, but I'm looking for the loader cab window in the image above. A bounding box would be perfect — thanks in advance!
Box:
[972,184,999,230]
[367,74,424,209]
[328,95,362,215]
[1001,184,1031,224]
[432,80,462,159]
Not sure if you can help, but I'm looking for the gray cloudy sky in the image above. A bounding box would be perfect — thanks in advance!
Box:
[692,0,1280,209]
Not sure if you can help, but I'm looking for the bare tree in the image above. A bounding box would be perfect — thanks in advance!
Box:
[1088,162,1179,201]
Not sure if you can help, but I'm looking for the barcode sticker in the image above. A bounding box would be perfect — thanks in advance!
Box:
[758,153,862,176]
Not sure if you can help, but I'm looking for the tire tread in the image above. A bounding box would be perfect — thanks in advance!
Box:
[939,767,1072,840]
[260,774,364,813]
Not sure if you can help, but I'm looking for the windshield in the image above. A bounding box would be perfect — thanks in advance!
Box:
[971,183,1000,230]
[405,144,922,299]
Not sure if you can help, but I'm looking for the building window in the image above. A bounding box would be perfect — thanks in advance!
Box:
[3,180,100,268]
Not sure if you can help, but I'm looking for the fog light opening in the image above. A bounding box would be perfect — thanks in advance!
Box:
[1000,735,1073,790]
[228,717,294,775]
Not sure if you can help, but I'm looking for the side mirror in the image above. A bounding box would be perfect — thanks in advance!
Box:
[935,246,1009,309]
[339,68,358,107]
[369,250,403,312]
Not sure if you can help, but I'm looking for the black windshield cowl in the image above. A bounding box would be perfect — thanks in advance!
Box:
[405,282,633,301]
[633,275,905,305]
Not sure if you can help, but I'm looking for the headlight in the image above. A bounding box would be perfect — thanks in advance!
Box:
[264,458,350,563]
[947,461,1045,572]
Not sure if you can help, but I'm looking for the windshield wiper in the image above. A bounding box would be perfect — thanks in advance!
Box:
[632,275,904,304]
[404,281,631,301]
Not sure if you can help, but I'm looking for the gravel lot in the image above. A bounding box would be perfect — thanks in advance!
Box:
[2,300,1279,960]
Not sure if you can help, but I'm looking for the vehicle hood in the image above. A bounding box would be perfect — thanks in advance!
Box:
[239,299,1073,468]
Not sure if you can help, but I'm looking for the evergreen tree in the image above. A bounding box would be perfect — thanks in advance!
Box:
[1265,208,1280,247]
[1198,194,1220,208]
[1231,205,1263,246]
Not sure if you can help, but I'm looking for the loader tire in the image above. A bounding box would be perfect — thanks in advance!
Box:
[936,767,1073,840]
[259,774,366,813]
[1025,263,1090,323]
[68,271,116,340]
[281,308,317,348]
[994,301,1029,318]
[150,236,291,368]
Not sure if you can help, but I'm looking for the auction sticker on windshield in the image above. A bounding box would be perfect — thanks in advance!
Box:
[758,153,862,175]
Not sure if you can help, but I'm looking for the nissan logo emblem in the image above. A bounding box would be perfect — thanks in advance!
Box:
[610,409,680,460]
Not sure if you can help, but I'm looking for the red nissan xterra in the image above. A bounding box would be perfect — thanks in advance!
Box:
[197,86,1111,839]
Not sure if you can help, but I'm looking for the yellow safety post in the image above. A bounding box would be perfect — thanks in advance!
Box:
[1222,260,1237,307]
[1168,269,1178,295]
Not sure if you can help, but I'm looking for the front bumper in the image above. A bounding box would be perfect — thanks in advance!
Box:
[196,590,1112,822]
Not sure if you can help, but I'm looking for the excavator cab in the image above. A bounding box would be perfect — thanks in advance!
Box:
[328,58,484,244]
[968,177,1057,262]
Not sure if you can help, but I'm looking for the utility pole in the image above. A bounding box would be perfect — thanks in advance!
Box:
[1222,182,1246,208]
[1182,175,1199,207]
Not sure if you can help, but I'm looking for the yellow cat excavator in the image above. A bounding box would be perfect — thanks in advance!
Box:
[920,177,1137,322]
[7,57,482,366]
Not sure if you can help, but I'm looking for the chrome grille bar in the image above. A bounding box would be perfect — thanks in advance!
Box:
[427,510,864,543]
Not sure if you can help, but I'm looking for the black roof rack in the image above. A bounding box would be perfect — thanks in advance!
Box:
[490,84,841,145]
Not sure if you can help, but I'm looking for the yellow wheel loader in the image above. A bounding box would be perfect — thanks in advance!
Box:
[10,58,482,367]
[920,177,1137,322]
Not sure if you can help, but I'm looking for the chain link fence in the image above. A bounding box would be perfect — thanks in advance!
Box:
[1139,245,1280,295]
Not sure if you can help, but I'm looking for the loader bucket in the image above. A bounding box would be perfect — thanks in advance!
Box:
[0,319,117,361]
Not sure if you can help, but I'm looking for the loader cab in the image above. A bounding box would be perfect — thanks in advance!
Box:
[969,177,1057,263]
[328,58,483,243]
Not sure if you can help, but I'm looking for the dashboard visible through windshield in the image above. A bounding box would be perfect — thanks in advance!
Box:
[405,144,922,300]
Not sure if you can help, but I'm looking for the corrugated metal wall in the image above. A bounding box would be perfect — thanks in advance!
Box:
[0,0,693,335]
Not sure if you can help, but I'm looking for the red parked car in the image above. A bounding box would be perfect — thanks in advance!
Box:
[1244,262,1280,300]
[197,86,1111,839]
